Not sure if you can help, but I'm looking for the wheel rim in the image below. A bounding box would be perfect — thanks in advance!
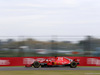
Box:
[34,61,40,68]
[71,62,77,68]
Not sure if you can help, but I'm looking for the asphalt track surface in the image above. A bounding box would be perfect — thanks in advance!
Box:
[0,67,100,71]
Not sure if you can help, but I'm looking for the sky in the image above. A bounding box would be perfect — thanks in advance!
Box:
[0,0,100,41]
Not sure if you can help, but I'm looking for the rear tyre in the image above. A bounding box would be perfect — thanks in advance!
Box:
[33,61,40,68]
[70,61,77,68]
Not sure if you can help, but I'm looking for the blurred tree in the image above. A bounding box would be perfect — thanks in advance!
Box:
[79,36,93,51]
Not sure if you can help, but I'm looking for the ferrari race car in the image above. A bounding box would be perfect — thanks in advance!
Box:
[25,57,79,68]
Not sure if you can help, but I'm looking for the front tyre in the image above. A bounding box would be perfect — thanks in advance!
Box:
[70,61,77,68]
[33,61,40,68]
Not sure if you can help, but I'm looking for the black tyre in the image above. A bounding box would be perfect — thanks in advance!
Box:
[70,61,77,68]
[33,61,40,68]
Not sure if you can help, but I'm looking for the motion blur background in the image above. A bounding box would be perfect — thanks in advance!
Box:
[0,0,100,57]
[0,36,100,57]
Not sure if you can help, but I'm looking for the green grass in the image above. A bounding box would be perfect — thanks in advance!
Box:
[0,70,100,75]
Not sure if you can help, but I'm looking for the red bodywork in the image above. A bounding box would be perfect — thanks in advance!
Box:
[46,57,71,66]
[25,57,79,67]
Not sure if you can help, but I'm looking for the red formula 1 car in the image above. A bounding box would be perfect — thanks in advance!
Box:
[25,56,79,68]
